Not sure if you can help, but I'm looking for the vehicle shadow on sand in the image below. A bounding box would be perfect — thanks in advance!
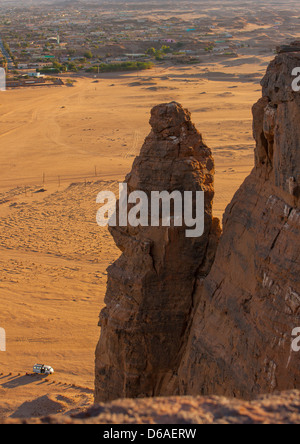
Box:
[1,374,48,389]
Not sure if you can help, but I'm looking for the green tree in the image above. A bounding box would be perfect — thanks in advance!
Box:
[161,45,171,54]
[67,62,78,72]
[146,47,156,56]
[84,50,93,59]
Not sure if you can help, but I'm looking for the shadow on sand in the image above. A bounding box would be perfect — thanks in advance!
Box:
[10,395,63,418]
[1,375,47,389]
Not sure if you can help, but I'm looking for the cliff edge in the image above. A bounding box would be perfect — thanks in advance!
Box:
[5,391,300,424]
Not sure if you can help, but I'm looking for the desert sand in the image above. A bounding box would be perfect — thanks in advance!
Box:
[0,55,271,419]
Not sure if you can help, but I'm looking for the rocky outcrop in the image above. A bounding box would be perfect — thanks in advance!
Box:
[177,49,300,399]
[95,48,300,403]
[95,103,221,402]
[8,391,300,424]
[277,41,300,53]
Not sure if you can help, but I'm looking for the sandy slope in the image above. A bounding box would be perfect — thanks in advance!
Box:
[0,57,269,419]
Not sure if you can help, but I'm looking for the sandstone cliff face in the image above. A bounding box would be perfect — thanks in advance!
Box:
[177,50,300,399]
[95,50,300,403]
[95,103,221,402]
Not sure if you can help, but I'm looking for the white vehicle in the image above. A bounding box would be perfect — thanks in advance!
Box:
[33,364,54,375]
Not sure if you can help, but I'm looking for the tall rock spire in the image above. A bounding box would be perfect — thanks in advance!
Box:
[95,102,220,402]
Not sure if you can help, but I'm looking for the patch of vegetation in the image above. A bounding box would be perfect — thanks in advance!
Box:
[146,46,172,60]
[86,61,153,73]
[39,67,61,74]
[84,50,93,59]
[65,79,76,87]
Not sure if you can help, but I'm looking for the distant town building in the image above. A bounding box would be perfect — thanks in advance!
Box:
[48,34,60,44]
[160,39,176,43]
[27,72,44,78]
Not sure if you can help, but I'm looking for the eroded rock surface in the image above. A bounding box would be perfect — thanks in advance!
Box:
[95,102,221,403]
[177,50,300,399]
